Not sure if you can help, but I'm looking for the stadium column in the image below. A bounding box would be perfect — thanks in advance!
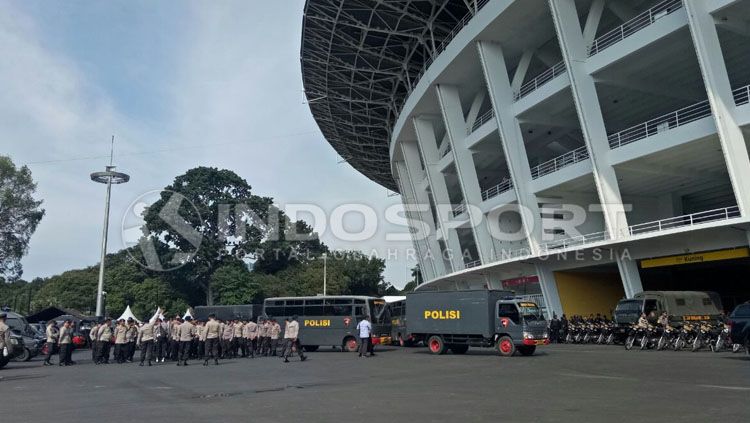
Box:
[394,161,435,282]
[397,142,448,278]
[685,1,750,216]
[477,41,543,255]
[436,84,496,264]
[534,264,564,319]
[616,250,643,298]
[549,0,630,239]
[413,117,467,272]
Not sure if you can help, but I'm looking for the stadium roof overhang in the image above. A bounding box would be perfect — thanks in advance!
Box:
[301,0,478,192]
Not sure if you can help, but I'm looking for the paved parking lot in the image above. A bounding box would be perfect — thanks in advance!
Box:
[2,344,748,422]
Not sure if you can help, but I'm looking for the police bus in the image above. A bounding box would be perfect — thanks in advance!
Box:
[262,296,392,352]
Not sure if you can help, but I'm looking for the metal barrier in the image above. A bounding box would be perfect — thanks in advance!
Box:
[514,61,567,101]
[530,145,589,179]
[464,259,482,269]
[608,99,711,149]
[452,202,467,217]
[540,230,609,252]
[734,84,750,106]
[481,178,513,201]
[589,0,684,56]
[471,109,495,133]
[628,206,741,236]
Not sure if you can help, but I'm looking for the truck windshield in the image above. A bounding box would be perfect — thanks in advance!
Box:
[615,300,643,313]
[518,302,543,321]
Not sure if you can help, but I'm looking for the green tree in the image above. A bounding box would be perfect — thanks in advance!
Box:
[0,155,45,280]
[142,167,273,305]
[211,260,263,305]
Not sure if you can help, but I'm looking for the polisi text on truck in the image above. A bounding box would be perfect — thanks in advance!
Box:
[423,310,461,320]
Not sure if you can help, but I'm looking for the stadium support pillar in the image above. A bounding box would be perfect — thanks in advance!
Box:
[477,41,543,255]
[685,1,750,217]
[616,250,643,298]
[436,84,495,264]
[413,117,466,272]
[394,161,434,282]
[398,143,448,278]
[549,0,629,239]
[535,264,564,319]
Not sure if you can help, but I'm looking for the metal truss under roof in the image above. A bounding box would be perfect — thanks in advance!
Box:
[301,0,482,192]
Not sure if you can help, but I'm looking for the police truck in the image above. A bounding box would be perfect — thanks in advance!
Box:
[263,296,392,352]
[405,290,548,356]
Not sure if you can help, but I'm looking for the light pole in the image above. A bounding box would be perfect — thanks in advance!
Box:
[90,137,129,317]
[322,252,327,296]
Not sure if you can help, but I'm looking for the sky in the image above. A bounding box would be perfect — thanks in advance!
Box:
[0,0,416,289]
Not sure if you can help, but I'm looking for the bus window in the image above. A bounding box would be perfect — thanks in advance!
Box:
[266,306,283,316]
[369,300,386,322]
[285,305,303,315]
[324,305,352,316]
[354,306,365,317]
[644,299,658,318]
[304,305,324,315]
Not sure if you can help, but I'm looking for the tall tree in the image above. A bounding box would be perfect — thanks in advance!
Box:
[0,156,45,280]
[142,167,273,305]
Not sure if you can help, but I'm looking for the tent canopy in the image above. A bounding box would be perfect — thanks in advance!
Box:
[117,305,142,323]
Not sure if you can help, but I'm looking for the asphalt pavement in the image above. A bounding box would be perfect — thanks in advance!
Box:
[1,344,748,422]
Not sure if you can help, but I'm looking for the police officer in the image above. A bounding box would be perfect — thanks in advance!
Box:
[0,312,12,364]
[43,320,59,366]
[58,320,74,366]
[232,319,243,357]
[282,316,306,363]
[243,319,257,358]
[88,321,100,362]
[154,317,167,363]
[137,319,156,366]
[356,316,372,357]
[177,316,195,366]
[113,319,128,364]
[269,319,281,356]
[202,314,221,366]
[195,320,206,360]
[169,317,181,361]
[221,320,234,358]
[96,318,113,364]
[126,318,138,362]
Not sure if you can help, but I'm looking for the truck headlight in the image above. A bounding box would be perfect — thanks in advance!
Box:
[523,332,534,339]
[10,338,19,345]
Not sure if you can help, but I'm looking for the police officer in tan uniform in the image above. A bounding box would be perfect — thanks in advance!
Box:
[176,316,195,366]
[44,320,58,366]
[137,319,156,366]
[282,316,306,363]
[269,319,281,356]
[88,321,100,362]
[243,319,258,358]
[126,319,138,362]
[1,312,13,364]
[58,320,74,366]
[113,319,128,364]
[202,314,221,366]
[232,320,244,357]
[96,318,113,364]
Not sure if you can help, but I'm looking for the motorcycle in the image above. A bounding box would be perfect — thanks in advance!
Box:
[656,325,678,351]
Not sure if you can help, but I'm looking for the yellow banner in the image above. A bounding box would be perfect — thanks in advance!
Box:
[641,248,749,269]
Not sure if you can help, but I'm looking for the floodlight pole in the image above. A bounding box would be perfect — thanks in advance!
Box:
[90,137,129,317]
[323,252,327,296]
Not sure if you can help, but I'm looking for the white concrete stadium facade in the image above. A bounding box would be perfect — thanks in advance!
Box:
[302,0,750,316]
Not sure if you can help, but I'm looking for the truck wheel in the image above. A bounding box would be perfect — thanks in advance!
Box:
[343,337,358,352]
[427,336,446,355]
[496,336,515,357]
[12,348,30,362]
[518,345,536,356]
[449,345,469,354]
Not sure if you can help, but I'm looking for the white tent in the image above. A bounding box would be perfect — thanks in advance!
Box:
[182,308,193,320]
[148,307,165,324]
[383,295,406,303]
[117,305,142,323]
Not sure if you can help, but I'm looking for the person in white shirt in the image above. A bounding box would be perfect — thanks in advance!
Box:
[356,316,372,357]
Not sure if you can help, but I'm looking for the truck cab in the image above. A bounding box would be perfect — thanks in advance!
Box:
[495,299,549,356]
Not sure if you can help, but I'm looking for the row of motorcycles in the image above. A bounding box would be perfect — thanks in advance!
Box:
[558,320,744,353]
[624,321,741,352]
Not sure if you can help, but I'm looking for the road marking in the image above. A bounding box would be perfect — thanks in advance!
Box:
[558,372,631,381]
[699,384,750,391]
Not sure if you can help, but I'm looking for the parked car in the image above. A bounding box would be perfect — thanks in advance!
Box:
[4,311,43,362]
[728,302,750,355]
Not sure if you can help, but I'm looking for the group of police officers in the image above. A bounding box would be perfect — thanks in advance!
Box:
[40,313,306,367]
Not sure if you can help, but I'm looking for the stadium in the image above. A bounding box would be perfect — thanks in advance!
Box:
[301,0,750,317]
